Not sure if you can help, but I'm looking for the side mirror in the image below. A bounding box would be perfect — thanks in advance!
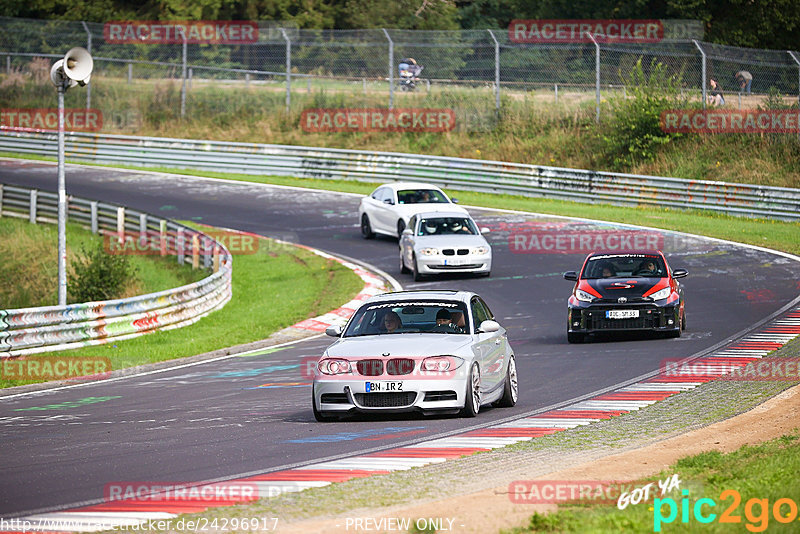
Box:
[451,198,459,204]
[672,269,689,279]
[478,320,500,333]
[383,198,394,205]
[402,228,413,235]
[325,325,343,337]
[563,271,578,281]
[480,227,491,234]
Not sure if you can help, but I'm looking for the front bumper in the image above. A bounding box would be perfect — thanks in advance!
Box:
[567,303,681,333]
[417,253,491,275]
[313,375,470,416]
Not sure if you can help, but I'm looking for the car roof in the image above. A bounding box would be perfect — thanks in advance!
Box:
[414,210,471,219]
[587,250,664,258]
[364,290,475,303]
[380,182,445,191]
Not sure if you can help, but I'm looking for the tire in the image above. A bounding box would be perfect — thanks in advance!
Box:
[396,219,406,238]
[494,356,518,408]
[361,214,375,239]
[400,249,410,274]
[681,308,686,330]
[461,363,481,418]
[312,390,336,422]
[567,331,584,344]
[412,254,424,282]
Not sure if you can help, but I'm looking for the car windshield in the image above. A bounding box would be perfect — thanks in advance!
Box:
[343,300,470,337]
[417,217,477,236]
[397,189,448,204]
[582,254,666,279]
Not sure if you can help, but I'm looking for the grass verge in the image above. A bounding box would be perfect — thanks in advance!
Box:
[1,227,364,389]
[505,430,800,533]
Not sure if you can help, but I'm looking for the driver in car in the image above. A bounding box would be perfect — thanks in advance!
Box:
[432,308,464,333]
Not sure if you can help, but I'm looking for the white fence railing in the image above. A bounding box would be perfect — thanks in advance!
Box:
[1,130,798,221]
[0,183,232,357]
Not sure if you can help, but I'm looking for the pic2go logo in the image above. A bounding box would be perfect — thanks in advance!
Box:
[653,489,799,532]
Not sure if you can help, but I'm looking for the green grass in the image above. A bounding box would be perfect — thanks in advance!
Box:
[0,216,204,308]
[504,430,800,533]
[1,227,364,389]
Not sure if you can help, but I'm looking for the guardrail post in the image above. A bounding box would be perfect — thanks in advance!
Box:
[138,213,147,249]
[192,233,199,268]
[177,228,185,265]
[203,237,212,269]
[382,28,394,110]
[160,219,167,256]
[90,201,98,233]
[29,189,37,224]
[81,21,92,110]
[693,40,706,109]
[0,183,3,217]
[788,51,800,140]
[280,28,291,114]
[127,62,132,84]
[245,72,250,87]
[487,29,501,112]
[585,32,600,123]
[116,206,125,243]
[181,36,187,118]
[213,245,220,273]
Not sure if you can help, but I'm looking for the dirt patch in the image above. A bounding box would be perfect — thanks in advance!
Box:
[276,383,800,534]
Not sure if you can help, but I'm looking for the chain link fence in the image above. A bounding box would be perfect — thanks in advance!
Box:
[1,16,799,133]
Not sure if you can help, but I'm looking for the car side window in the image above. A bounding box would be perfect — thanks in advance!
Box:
[408,215,417,233]
[471,297,490,332]
[478,297,495,320]
[371,187,383,201]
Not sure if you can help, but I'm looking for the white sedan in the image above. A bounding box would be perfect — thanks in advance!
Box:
[313,290,518,420]
[358,182,468,239]
[400,211,492,281]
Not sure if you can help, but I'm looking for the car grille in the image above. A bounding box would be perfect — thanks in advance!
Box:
[429,264,483,270]
[582,307,666,330]
[441,249,470,256]
[424,390,457,402]
[357,359,383,376]
[355,392,416,408]
[386,358,415,375]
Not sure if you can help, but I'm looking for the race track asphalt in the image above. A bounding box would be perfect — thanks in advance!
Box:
[1,160,798,516]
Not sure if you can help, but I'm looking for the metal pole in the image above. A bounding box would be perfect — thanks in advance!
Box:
[693,40,706,110]
[487,30,500,111]
[128,62,132,84]
[788,51,800,140]
[81,21,92,110]
[181,37,187,118]
[585,32,600,123]
[382,28,394,110]
[280,28,291,113]
[554,83,558,104]
[57,83,67,305]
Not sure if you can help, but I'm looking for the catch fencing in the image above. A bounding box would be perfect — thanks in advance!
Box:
[0,182,233,357]
[0,17,798,129]
[1,130,797,222]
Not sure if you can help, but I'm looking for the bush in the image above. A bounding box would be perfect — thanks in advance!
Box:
[600,59,688,170]
[68,243,137,303]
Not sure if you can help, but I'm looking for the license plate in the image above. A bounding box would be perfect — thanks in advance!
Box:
[606,310,639,319]
[444,258,468,266]
[365,381,403,392]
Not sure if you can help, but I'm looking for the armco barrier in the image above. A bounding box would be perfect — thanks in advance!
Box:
[0,183,232,358]
[1,130,799,221]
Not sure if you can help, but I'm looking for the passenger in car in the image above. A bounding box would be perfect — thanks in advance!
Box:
[383,311,402,333]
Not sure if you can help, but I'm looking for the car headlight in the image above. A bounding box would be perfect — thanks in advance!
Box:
[318,358,352,375]
[649,287,671,301]
[419,248,440,256]
[470,246,490,255]
[421,356,464,372]
[575,289,596,302]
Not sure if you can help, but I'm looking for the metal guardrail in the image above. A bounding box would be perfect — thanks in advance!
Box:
[1,130,798,221]
[0,182,233,357]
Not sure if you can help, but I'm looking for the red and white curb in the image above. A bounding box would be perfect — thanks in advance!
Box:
[9,307,799,532]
